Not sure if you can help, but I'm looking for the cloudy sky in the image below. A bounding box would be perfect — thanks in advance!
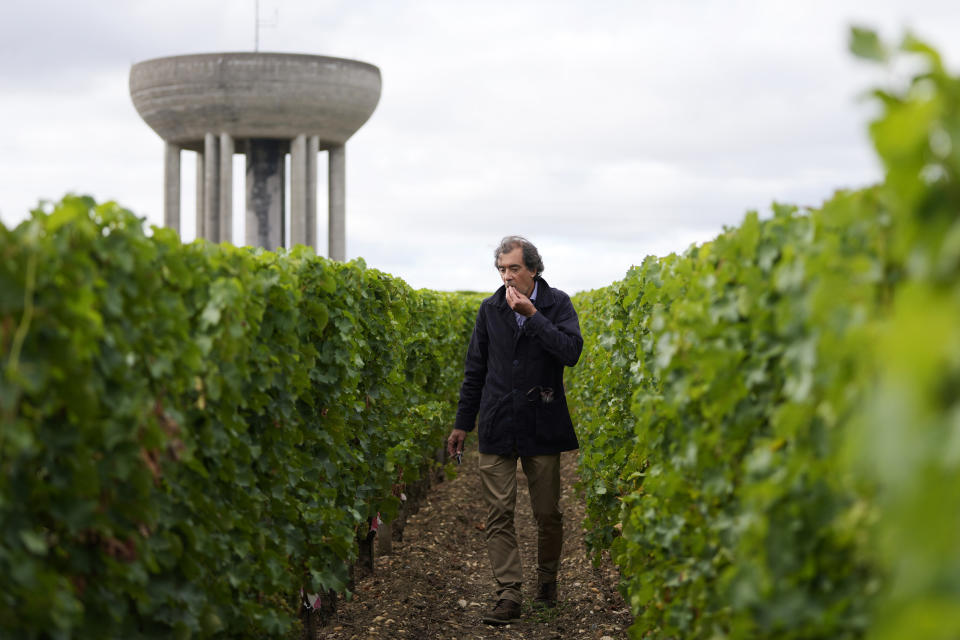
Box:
[2,1,958,293]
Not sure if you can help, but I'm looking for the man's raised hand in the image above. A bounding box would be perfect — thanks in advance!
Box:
[505,285,536,317]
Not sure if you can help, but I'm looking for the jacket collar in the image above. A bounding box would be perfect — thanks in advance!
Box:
[493,277,555,310]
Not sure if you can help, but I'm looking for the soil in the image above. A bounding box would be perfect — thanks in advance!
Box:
[318,444,633,639]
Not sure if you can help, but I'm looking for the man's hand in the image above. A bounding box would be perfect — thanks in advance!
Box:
[447,428,467,459]
[505,285,537,317]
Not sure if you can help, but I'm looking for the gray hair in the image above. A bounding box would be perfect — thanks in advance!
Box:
[494,236,544,277]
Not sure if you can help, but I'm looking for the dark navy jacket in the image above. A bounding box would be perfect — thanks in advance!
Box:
[454,278,582,456]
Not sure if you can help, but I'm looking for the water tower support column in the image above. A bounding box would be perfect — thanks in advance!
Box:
[246,139,286,250]
[328,144,345,261]
[307,136,318,250]
[219,133,233,243]
[164,142,181,235]
[203,132,221,241]
[291,134,307,246]
[196,149,205,239]
[291,134,320,250]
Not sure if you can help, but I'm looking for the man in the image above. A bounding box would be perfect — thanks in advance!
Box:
[447,236,583,625]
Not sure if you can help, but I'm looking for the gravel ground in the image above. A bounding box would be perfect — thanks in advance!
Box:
[318,444,632,639]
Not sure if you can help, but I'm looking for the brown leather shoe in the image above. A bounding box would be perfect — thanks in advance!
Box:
[534,581,558,608]
[482,598,521,624]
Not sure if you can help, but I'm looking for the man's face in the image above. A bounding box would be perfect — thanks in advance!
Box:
[497,246,537,297]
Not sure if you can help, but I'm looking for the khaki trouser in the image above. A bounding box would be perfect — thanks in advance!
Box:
[478,452,563,604]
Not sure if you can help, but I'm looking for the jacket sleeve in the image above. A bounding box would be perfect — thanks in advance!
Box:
[454,305,488,431]
[523,293,583,367]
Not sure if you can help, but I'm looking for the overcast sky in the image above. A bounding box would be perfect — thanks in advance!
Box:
[2,1,958,293]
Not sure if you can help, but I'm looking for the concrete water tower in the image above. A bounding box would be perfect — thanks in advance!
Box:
[129,53,381,259]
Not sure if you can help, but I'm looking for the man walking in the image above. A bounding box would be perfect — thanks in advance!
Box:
[447,236,583,625]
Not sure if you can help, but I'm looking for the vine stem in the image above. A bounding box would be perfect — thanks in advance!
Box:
[7,248,37,375]
[1,244,38,455]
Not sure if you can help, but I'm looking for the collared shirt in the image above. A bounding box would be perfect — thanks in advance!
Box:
[515,281,538,327]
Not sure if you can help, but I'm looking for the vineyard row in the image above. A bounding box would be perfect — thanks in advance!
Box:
[0,198,481,638]
[567,32,960,640]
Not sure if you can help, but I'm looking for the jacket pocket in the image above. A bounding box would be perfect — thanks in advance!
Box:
[478,392,513,441]
[534,393,570,443]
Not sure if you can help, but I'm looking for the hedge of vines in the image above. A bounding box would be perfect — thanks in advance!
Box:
[568,31,960,639]
[0,198,482,639]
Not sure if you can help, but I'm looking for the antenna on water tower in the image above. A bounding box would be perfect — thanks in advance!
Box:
[254,0,278,52]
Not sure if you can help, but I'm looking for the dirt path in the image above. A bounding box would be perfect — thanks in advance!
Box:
[319,445,632,639]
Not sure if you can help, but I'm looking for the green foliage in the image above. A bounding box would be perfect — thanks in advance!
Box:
[0,200,481,639]
[5,26,959,640]
[569,30,960,639]
[847,29,960,640]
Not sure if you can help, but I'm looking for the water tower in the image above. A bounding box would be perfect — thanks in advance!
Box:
[129,53,381,259]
